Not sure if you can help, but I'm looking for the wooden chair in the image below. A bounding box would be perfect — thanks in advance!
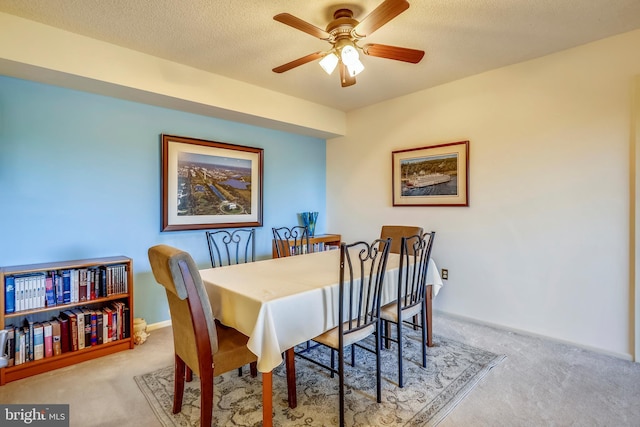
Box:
[380,225,424,254]
[380,225,425,334]
[380,231,435,388]
[206,229,255,267]
[272,226,310,257]
[296,238,392,427]
[148,244,258,426]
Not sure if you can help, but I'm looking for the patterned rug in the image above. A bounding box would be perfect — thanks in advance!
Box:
[135,327,505,426]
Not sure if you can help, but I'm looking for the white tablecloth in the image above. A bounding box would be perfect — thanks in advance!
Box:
[200,250,442,372]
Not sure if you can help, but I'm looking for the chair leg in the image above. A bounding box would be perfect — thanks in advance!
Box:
[375,325,382,403]
[173,355,186,414]
[421,304,428,368]
[185,366,193,382]
[330,348,335,378]
[238,367,243,377]
[384,320,391,349]
[426,285,434,347]
[200,369,214,427]
[338,345,345,427]
[250,361,258,377]
[351,344,355,367]
[397,318,404,388]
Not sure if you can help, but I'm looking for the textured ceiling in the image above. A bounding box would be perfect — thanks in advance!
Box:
[2,0,640,112]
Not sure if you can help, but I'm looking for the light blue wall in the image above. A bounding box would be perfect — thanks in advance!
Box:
[0,76,327,324]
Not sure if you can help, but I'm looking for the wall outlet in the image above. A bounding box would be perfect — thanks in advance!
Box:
[441,269,448,280]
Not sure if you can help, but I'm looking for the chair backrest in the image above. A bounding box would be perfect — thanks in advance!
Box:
[338,238,392,346]
[272,226,310,257]
[380,225,424,254]
[148,244,218,376]
[206,229,255,267]
[397,231,436,313]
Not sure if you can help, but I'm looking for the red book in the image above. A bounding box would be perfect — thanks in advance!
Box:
[61,310,78,351]
[57,315,70,353]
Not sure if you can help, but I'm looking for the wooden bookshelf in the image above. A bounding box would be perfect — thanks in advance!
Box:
[272,233,341,258]
[0,256,134,385]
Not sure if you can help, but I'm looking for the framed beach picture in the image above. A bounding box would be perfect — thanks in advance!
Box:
[392,140,469,207]
[161,134,263,231]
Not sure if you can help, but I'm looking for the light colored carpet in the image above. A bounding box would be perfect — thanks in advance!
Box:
[135,326,505,426]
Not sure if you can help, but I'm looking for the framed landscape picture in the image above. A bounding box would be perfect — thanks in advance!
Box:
[161,134,263,231]
[392,140,469,207]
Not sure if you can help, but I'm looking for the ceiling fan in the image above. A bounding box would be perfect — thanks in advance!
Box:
[272,0,425,87]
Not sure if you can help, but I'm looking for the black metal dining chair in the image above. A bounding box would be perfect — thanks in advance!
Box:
[272,226,310,257]
[206,228,256,377]
[206,229,256,268]
[296,238,392,427]
[380,231,435,388]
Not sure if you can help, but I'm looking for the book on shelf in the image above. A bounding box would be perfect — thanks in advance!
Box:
[87,308,97,347]
[54,271,63,305]
[70,269,78,303]
[14,328,23,365]
[102,309,111,343]
[51,318,62,356]
[33,323,44,361]
[4,326,15,366]
[4,276,15,314]
[71,308,85,350]
[123,305,130,339]
[43,321,53,358]
[96,310,104,345]
[62,270,71,304]
[78,268,87,302]
[112,301,124,340]
[45,273,56,307]
[57,314,70,354]
[61,310,78,352]
[23,318,34,362]
[89,269,97,300]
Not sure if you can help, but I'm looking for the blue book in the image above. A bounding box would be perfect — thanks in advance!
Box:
[54,272,63,305]
[62,270,71,304]
[5,276,15,314]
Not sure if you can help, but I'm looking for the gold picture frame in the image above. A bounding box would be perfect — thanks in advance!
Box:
[392,140,469,206]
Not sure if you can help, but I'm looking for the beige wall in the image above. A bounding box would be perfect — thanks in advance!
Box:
[327,29,640,359]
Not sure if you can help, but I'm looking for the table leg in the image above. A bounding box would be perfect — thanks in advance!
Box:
[285,348,297,408]
[262,371,273,427]
[426,284,433,347]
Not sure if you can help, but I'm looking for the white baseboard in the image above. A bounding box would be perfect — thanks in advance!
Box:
[435,309,634,362]
[146,320,171,331]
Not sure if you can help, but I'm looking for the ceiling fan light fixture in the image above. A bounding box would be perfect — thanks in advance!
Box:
[340,44,359,65]
[346,58,365,77]
[340,43,364,77]
[319,52,339,75]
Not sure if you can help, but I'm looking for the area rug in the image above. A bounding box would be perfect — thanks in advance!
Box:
[135,327,505,426]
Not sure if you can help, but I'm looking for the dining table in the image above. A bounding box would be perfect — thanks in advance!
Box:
[199,248,443,427]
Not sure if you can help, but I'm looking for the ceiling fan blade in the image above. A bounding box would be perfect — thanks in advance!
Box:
[274,13,332,40]
[339,63,356,87]
[272,52,325,73]
[353,0,410,38]
[362,43,425,63]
